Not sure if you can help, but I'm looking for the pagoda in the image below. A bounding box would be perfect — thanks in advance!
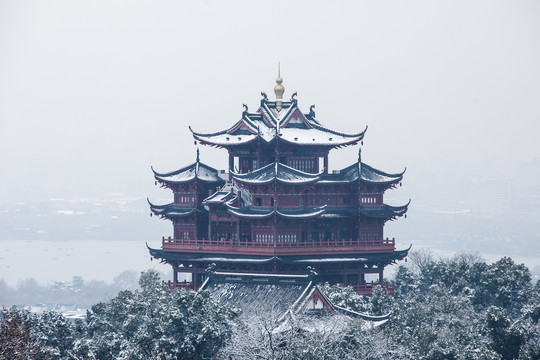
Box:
[148,71,410,295]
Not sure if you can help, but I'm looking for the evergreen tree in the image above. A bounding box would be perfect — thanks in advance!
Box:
[0,307,46,360]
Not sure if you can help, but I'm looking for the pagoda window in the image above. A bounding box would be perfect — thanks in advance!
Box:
[255,198,262,206]
[255,233,274,243]
[325,231,333,241]
[290,158,315,173]
[278,234,297,243]
[252,159,258,170]
[361,196,378,205]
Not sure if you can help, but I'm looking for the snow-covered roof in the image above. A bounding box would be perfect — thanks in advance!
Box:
[320,162,405,185]
[152,159,224,184]
[203,190,236,204]
[200,271,389,331]
[147,244,411,265]
[276,205,327,219]
[358,202,410,219]
[226,205,327,220]
[147,199,207,218]
[202,272,311,320]
[190,94,365,148]
[232,162,322,185]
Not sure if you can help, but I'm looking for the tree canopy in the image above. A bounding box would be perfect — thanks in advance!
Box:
[1,256,540,360]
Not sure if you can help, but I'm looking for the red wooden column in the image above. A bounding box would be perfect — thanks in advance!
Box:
[228,154,234,180]
[378,267,384,283]
[192,270,198,290]
[208,215,212,240]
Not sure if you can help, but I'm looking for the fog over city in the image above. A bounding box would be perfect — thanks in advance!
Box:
[1,1,539,289]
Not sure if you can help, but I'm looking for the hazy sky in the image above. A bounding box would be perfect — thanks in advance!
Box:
[1,1,540,285]
[1,0,539,202]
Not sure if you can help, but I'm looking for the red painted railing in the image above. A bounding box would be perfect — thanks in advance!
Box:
[161,237,395,255]
[168,281,193,291]
[345,281,395,296]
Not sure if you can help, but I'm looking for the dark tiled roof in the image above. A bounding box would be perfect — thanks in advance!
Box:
[152,161,224,184]
[232,162,321,185]
[190,95,365,148]
[202,273,311,319]
[147,245,411,264]
[226,205,326,219]
[203,190,236,204]
[323,206,358,217]
[200,272,391,329]
[148,200,207,217]
[358,202,410,219]
[320,162,404,185]
[276,205,326,218]
[226,205,275,219]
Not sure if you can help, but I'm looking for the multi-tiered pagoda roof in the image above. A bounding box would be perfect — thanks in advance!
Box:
[191,97,366,149]
[148,72,410,296]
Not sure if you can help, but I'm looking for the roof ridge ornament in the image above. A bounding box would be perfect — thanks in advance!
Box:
[274,62,285,111]
[309,105,316,118]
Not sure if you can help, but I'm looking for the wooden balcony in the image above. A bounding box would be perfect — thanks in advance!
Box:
[346,281,395,296]
[161,237,395,255]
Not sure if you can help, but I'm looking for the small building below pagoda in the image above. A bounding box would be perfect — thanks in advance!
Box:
[200,270,390,332]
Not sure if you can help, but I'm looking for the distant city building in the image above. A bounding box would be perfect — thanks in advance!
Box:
[148,72,409,296]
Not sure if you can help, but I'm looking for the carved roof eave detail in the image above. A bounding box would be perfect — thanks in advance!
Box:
[203,191,236,205]
[357,200,411,220]
[151,162,223,185]
[148,199,207,218]
[146,244,412,265]
[359,163,406,185]
[320,162,405,185]
[231,162,323,185]
[225,205,327,220]
[277,133,364,148]
[226,205,275,219]
[189,100,368,148]
[276,205,326,219]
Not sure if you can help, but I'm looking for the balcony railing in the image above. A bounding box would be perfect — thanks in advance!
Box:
[161,237,395,255]
[167,281,193,291]
[345,281,395,296]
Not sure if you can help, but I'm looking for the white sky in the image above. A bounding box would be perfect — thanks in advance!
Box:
[1,1,540,285]
[1,1,539,202]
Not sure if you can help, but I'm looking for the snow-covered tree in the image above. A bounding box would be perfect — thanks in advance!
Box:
[73,269,238,360]
[0,307,46,360]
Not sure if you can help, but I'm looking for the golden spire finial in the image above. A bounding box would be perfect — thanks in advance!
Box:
[274,62,285,111]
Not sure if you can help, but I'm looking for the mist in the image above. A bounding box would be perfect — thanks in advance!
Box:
[1,1,539,287]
